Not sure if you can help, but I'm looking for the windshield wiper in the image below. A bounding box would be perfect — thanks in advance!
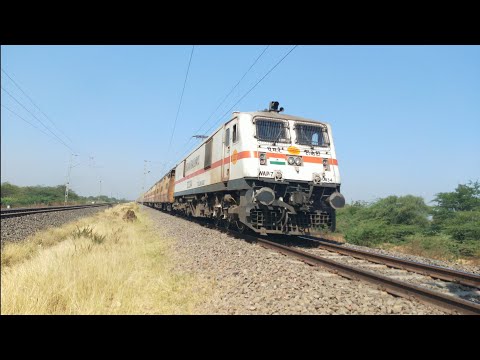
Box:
[272,130,284,145]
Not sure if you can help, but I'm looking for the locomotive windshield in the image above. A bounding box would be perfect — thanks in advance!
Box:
[294,122,329,147]
[255,118,291,144]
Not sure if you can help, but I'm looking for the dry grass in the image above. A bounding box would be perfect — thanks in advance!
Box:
[381,241,480,266]
[1,203,210,314]
[380,241,453,261]
[320,232,346,243]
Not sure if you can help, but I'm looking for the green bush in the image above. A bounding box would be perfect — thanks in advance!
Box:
[1,182,125,207]
[403,234,457,260]
[344,220,391,246]
[0,183,22,198]
[442,210,480,242]
[387,224,421,240]
[367,195,430,227]
[448,240,480,257]
[0,197,15,205]
[338,195,429,246]
[344,221,420,247]
[336,201,367,233]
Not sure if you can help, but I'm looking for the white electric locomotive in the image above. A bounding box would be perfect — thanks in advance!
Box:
[143,101,345,235]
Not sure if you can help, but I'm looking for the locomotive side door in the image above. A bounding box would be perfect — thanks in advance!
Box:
[222,118,239,182]
[222,124,231,181]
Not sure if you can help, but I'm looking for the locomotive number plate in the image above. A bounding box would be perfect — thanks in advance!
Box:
[259,170,274,177]
[322,175,334,182]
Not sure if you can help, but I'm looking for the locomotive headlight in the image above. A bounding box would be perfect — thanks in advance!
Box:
[328,192,346,209]
[287,156,295,165]
[294,156,302,166]
[254,187,275,206]
[259,152,267,165]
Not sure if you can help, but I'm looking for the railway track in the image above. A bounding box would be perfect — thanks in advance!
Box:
[1,203,110,219]
[245,234,480,315]
[143,205,480,315]
[299,236,480,289]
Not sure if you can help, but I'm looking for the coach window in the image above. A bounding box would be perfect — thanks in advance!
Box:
[204,138,213,169]
[233,124,238,143]
[225,128,230,146]
[183,160,186,177]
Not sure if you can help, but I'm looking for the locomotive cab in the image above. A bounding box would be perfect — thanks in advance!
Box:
[227,102,345,235]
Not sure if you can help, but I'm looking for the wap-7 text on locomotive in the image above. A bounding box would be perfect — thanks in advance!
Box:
[140,101,345,235]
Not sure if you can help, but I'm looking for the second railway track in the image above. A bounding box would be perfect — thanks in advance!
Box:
[1,203,110,219]
[299,236,480,289]
[245,234,480,315]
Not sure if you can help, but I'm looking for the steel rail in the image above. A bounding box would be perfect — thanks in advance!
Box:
[237,233,480,315]
[1,204,110,219]
[1,204,108,213]
[299,236,480,289]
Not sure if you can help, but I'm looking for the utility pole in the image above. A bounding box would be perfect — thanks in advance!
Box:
[64,153,78,205]
[142,160,151,194]
[99,180,102,201]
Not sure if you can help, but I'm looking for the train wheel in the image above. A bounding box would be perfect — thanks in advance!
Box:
[224,219,230,230]
[236,221,246,234]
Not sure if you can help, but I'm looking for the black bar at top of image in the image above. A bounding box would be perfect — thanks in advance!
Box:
[1,8,479,45]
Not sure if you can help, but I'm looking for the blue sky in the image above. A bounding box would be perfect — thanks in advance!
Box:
[1,45,479,202]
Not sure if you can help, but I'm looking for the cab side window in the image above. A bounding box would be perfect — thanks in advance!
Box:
[225,128,230,146]
[233,124,238,143]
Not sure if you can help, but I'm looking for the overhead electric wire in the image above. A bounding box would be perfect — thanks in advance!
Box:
[1,104,62,143]
[166,45,195,153]
[1,68,74,144]
[194,45,270,136]
[1,86,75,152]
[167,45,271,170]
[164,45,298,173]
[0,70,103,199]
[204,45,298,135]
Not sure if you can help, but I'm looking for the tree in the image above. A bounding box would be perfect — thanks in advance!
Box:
[1,182,21,198]
[432,181,480,226]
[368,195,430,227]
[433,181,480,212]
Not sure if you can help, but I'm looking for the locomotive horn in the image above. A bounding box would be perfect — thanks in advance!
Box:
[269,101,279,112]
[266,101,284,113]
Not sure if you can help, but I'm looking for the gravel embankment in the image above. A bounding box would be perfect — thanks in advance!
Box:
[1,206,109,244]
[142,206,448,315]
